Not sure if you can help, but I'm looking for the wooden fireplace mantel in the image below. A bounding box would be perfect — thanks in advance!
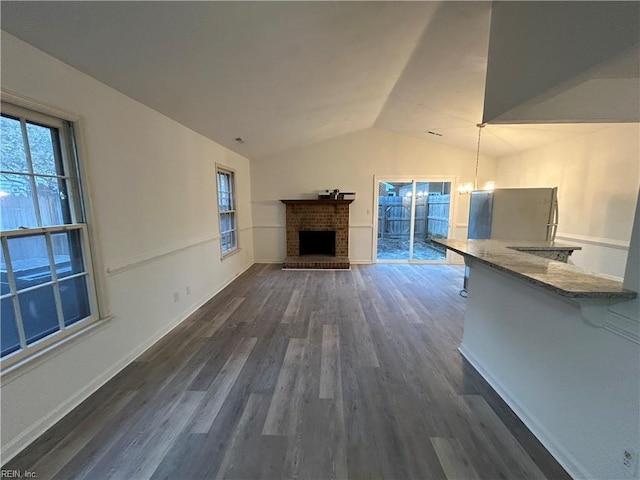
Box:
[280,199,354,205]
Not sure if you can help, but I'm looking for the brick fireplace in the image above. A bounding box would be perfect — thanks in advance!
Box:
[280,199,353,269]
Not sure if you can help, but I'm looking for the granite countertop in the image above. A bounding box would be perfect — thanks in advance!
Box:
[499,241,582,252]
[433,239,637,300]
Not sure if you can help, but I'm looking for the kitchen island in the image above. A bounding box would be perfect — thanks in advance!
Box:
[433,238,639,480]
[436,239,633,299]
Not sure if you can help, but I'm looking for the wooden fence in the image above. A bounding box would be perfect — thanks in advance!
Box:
[1,194,69,262]
[426,194,450,239]
[378,194,450,240]
[2,194,65,230]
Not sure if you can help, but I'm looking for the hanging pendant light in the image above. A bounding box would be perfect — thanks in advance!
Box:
[473,123,484,190]
[459,123,494,195]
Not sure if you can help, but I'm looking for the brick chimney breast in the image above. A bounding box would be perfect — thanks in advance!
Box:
[280,199,353,269]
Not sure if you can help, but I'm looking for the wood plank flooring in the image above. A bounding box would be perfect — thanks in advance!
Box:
[4,264,572,480]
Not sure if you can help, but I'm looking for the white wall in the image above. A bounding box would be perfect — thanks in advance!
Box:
[251,127,496,263]
[461,262,640,480]
[495,124,640,278]
[0,32,254,461]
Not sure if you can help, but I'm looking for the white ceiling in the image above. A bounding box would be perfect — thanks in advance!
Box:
[0,1,632,160]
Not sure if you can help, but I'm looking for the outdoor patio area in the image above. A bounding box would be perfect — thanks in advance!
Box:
[376,237,446,261]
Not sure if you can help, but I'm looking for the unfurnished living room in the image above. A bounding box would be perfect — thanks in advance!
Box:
[1,2,639,480]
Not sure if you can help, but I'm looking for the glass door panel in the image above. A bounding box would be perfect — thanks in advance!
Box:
[376,182,412,260]
[412,181,450,261]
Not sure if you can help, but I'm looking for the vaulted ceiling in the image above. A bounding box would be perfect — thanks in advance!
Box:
[1,2,635,160]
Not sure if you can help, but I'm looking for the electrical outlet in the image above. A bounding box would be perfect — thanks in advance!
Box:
[186,286,191,295]
[173,292,179,303]
[623,450,638,473]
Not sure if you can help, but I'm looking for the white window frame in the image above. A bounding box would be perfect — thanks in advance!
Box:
[1,100,102,372]
[216,165,239,258]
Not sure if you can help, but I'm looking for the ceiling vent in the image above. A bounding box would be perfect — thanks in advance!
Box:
[234,137,245,144]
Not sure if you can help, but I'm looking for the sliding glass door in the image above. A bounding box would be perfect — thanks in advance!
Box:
[375,179,452,263]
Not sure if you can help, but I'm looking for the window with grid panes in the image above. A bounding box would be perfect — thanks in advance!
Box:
[1,102,98,364]
[216,167,238,256]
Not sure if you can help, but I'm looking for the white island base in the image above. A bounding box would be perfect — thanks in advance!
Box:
[461,261,639,480]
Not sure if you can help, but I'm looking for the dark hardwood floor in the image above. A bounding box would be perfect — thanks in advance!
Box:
[5,264,571,480]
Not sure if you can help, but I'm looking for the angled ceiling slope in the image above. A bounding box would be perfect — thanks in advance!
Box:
[374,1,493,154]
[483,1,640,124]
[0,1,441,158]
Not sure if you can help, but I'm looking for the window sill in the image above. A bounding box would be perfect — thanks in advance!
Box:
[1,314,115,385]
[220,247,241,261]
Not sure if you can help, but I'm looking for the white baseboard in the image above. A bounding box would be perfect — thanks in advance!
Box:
[2,261,254,464]
[458,344,591,480]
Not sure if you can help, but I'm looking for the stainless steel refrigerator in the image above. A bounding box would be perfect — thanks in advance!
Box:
[463,187,558,291]
[468,187,559,241]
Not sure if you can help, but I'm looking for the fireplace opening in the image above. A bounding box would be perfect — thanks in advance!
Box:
[299,230,336,256]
